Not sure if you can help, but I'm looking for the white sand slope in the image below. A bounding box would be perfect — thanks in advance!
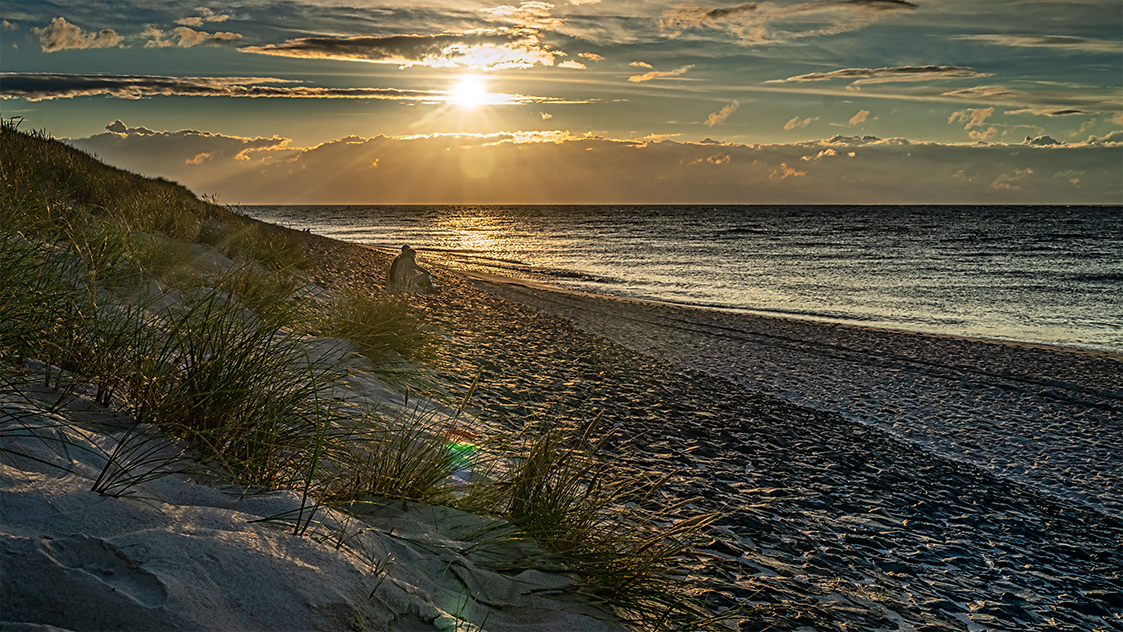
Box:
[0,373,626,632]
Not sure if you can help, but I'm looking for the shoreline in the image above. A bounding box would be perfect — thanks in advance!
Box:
[455,268,1123,359]
[454,264,1123,518]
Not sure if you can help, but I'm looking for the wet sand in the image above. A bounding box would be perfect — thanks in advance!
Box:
[303,235,1123,632]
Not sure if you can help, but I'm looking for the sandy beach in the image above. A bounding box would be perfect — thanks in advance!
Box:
[308,235,1122,631]
[460,270,1123,519]
[4,231,1121,632]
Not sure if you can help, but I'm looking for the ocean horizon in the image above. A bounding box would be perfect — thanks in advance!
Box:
[244,204,1123,353]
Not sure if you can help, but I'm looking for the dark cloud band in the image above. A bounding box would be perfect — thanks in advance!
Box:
[0,73,440,101]
[778,65,989,83]
[240,31,557,69]
[0,73,582,105]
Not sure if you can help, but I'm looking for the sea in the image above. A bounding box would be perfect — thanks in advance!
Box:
[243,205,1123,353]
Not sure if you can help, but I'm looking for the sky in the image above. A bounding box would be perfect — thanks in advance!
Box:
[1,0,1121,204]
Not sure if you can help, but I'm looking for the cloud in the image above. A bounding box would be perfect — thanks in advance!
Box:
[704,101,739,126]
[176,7,231,27]
[663,3,760,28]
[141,24,242,48]
[1005,108,1087,117]
[540,111,552,120]
[801,147,854,161]
[948,107,993,129]
[941,85,1022,100]
[174,27,211,47]
[991,168,1035,190]
[74,120,290,171]
[483,2,564,30]
[240,32,559,70]
[1077,130,1123,147]
[969,127,997,141]
[32,17,123,52]
[579,52,604,61]
[1024,135,1061,146]
[769,163,808,178]
[1053,169,1083,186]
[1019,132,1123,150]
[849,109,870,125]
[66,124,1123,205]
[953,34,1122,54]
[924,84,1118,115]
[774,65,992,85]
[784,115,819,130]
[802,148,837,161]
[207,31,243,44]
[629,61,653,68]
[0,72,584,105]
[682,151,732,166]
[662,0,917,44]
[820,134,889,146]
[558,60,585,69]
[628,64,694,83]
[764,72,1118,115]
[841,0,918,9]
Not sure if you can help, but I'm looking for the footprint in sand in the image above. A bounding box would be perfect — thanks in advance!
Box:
[39,534,168,608]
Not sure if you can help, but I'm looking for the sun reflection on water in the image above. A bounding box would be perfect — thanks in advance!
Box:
[427,211,539,269]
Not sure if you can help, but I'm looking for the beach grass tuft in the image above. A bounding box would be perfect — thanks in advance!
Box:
[460,415,730,628]
[327,407,458,505]
[322,284,436,363]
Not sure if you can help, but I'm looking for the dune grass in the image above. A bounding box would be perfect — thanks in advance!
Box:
[325,407,458,505]
[1,120,437,492]
[322,284,436,362]
[0,235,74,370]
[0,121,735,630]
[458,416,729,629]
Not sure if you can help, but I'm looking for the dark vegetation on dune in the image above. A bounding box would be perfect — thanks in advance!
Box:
[0,120,737,630]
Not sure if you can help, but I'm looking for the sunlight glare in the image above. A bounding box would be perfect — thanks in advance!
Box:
[450,77,489,107]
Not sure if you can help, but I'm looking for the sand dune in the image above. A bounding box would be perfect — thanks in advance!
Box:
[1,364,626,632]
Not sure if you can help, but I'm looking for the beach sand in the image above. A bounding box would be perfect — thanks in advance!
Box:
[301,237,1121,632]
[4,231,1121,632]
[459,270,1123,518]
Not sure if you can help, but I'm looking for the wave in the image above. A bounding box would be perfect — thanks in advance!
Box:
[426,249,618,285]
[242,204,1123,352]
[1064,272,1123,284]
[719,226,768,236]
[424,249,530,267]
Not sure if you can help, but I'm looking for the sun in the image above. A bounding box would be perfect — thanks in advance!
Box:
[450,76,488,107]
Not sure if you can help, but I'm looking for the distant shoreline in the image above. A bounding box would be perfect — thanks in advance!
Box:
[454,264,1123,358]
